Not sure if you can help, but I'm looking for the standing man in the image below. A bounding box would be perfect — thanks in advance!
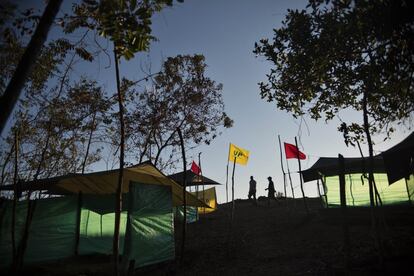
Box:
[248,176,257,205]
[265,176,276,205]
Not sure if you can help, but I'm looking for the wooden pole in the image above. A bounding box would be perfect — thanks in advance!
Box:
[338,154,350,273]
[198,152,205,215]
[278,135,287,198]
[177,128,187,264]
[295,137,308,214]
[74,192,83,255]
[286,161,295,200]
[113,45,125,276]
[225,143,230,203]
[231,157,236,222]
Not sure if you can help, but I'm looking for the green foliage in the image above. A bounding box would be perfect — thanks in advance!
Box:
[254,0,414,143]
[65,0,180,60]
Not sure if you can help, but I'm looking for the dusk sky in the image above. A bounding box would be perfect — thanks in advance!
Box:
[13,0,412,202]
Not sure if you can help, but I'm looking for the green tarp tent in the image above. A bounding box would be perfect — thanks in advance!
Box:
[301,156,413,207]
[0,162,207,270]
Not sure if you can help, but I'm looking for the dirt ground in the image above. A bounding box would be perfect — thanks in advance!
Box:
[15,197,414,276]
[146,197,414,276]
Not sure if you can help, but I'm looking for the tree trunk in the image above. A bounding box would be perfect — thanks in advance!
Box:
[338,154,350,272]
[81,112,97,174]
[112,45,125,276]
[362,90,384,268]
[177,127,187,264]
[0,0,63,134]
[362,93,375,208]
[11,130,19,261]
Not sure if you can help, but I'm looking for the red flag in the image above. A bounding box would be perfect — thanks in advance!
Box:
[284,142,306,160]
[191,161,201,175]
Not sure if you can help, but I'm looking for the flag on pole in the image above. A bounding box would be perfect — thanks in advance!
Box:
[229,143,250,165]
[191,161,201,175]
[284,142,306,159]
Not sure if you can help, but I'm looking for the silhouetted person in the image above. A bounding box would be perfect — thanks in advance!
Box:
[248,176,257,205]
[265,176,276,205]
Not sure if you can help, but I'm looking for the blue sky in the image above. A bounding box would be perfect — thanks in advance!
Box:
[10,0,412,202]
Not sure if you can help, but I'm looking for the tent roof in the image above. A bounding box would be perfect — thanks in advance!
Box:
[301,156,386,183]
[168,170,221,187]
[0,162,208,208]
[381,132,414,184]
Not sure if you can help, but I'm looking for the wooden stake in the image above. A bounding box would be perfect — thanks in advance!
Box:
[295,137,308,214]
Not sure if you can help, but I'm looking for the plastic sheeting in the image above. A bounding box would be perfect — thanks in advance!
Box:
[190,187,217,214]
[0,180,176,269]
[78,195,128,255]
[324,173,410,207]
[174,206,199,223]
[125,182,174,268]
[0,197,77,267]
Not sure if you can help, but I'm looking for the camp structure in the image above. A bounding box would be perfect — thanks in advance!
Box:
[190,187,218,214]
[301,155,413,207]
[0,162,208,270]
[168,170,221,187]
[169,170,220,222]
[381,131,414,185]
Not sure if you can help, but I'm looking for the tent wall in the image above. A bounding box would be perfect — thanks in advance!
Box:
[0,197,78,267]
[174,206,199,223]
[125,182,174,268]
[325,173,410,207]
[191,187,217,214]
[78,195,128,255]
[0,199,28,267]
[1,181,175,269]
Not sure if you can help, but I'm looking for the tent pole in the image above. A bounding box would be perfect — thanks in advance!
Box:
[75,191,83,255]
[405,177,412,204]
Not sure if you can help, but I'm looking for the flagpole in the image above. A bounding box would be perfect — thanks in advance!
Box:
[286,155,295,200]
[295,136,308,214]
[278,135,287,198]
[225,143,230,203]
[198,152,205,215]
[231,156,236,222]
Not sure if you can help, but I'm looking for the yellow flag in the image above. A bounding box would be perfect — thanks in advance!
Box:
[229,143,249,165]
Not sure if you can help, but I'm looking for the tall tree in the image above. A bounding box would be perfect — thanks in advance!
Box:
[126,55,233,171]
[254,0,414,208]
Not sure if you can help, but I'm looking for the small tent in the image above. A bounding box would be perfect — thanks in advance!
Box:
[0,162,207,270]
[168,170,221,187]
[190,187,218,214]
[301,156,412,207]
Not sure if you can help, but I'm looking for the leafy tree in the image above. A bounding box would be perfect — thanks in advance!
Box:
[124,54,233,170]
[254,0,414,208]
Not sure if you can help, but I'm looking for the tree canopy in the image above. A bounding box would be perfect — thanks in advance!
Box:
[254,0,414,144]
